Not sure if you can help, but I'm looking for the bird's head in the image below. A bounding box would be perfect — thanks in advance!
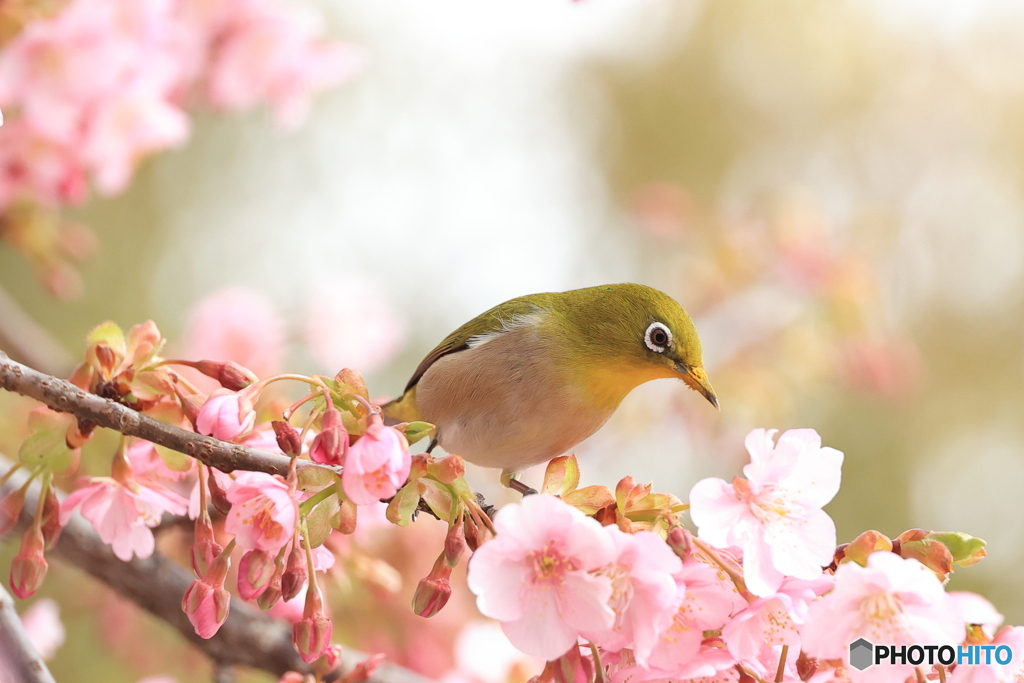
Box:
[557,283,719,410]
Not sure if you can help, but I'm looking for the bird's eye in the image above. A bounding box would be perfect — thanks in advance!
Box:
[645,322,672,353]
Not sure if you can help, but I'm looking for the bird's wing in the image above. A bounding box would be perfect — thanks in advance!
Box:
[402,296,549,393]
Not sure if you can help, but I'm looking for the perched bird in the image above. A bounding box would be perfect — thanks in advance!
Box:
[384,283,717,490]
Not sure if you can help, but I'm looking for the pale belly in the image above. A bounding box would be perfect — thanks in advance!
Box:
[413,332,614,472]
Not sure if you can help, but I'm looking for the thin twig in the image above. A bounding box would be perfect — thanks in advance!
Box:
[0,352,336,478]
[0,582,58,683]
[0,457,431,683]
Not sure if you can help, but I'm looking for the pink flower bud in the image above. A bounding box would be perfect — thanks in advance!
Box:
[341,416,410,505]
[206,468,232,515]
[257,560,286,611]
[293,588,333,663]
[238,549,276,600]
[310,407,348,466]
[0,487,26,536]
[339,653,385,683]
[192,360,259,391]
[412,557,452,618]
[196,389,256,442]
[39,487,62,550]
[190,517,223,578]
[281,545,307,602]
[666,526,693,560]
[443,521,466,568]
[182,579,231,639]
[10,526,48,599]
[323,644,345,671]
[428,455,465,484]
[272,421,303,458]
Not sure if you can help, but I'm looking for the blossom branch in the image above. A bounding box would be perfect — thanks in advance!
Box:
[0,456,431,683]
[0,581,57,683]
[0,351,335,478]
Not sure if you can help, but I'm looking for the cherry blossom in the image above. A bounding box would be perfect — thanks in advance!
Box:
[689,428,843,596]
[341,417,411,505]
[59,475,188,561]
[196,389,256,442]
[224,472,298,553]
[466,494,616,661]
[801,552,965,683]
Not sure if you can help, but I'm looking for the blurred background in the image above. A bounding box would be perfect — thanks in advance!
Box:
[3,0,1024,681]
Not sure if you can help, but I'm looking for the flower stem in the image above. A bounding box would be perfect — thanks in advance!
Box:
[299,482,338,516]
[775,645,789,683]
[692,537,753,601]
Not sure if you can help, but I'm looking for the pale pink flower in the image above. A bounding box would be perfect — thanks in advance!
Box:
[0,121,88,209]
[801,552,965,683]
[60,476,188,561]
[128,439,195,482]
[204,0,363,127]
[466,494,616,661]
[20,598,65,660]
[689,428,843,596]
[445,620,542,683]
[197,389,256,442]
[647,559,746,675]
[949,625,1024,683]
[580,527,682,666]
[341,418,411,506]
[225,472,298,553]
[304,275,405,375]
[949,591,1004,638]
[722,575,833,663]
[182,287,286,381]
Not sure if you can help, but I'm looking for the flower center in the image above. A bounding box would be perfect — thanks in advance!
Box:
[527,544,578,586]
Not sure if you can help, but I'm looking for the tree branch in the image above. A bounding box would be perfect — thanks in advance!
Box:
[0,581,57,683]
[0,351,336,478]
[0,458,431,683]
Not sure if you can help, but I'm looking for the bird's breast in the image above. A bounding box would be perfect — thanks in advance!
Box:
[412,328,614,471]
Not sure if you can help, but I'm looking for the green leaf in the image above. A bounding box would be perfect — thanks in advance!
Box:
[86,321,126,357]
[386,481,421,526]
[304,494,341,548]
[420,479,454,521]
[297,465,337,492]
[403,422,435,446]
[19,429,74,471]
[928,531,987,567]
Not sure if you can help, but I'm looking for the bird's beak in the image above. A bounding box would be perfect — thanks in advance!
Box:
[676,363,719,410]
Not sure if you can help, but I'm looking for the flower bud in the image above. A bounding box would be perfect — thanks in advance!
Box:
[190,517,223,578]
[192,360,259,391]
[40,487,63,550]
[334,368,368,399]
[666,527,693,560]
[0,487,26,536]
[443,521,466,567]
[182,579,231,639]
[412,556,452,618]
[92,344,118,377]
[428,455,465,484]
[257,558,286,610]
[10,526,48,599]
[272,421,303,458]
[281,545,308,602]
[238,549,276,600]
[196,389,256,442]
[207,468,231,515]
[310,407,347,466]
[293,588,333,663]
[339,653,385,683]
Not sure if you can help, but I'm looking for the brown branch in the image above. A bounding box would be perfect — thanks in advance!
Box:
[0,352,337,478]
[0,582,57,683]
[0,458,431,683]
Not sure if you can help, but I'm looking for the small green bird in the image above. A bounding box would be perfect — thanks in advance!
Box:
[384,283,718,489]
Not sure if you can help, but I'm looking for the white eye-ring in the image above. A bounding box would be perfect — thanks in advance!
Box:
[645,322,672,353]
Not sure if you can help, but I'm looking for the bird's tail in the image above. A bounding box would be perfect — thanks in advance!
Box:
[381,387,421,425]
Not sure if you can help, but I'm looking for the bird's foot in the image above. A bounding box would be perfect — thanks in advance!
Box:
[500,469,537,496]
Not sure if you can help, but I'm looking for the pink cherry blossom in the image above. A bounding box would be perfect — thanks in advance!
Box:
[647,559,746,675]
[689,428,843,596]
[225,472,298,553]
[466,494,616,661]
[341,417,411,506]
[580,526,682,666]
[59,476,188,561]
[196,389,256,442]
[801,552,965,683]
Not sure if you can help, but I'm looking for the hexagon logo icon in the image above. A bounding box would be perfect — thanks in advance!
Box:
[850,638,874,671]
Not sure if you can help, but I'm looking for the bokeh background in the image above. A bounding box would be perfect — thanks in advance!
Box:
[3,0,1024,681]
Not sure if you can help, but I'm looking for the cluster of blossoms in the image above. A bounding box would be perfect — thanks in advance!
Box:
[0,319,492,674]
[466,429,1005,683]
[0,0,360,297]
[0,319,1012,683]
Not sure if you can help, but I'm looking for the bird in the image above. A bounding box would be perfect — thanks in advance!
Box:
[383,283,718,492]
